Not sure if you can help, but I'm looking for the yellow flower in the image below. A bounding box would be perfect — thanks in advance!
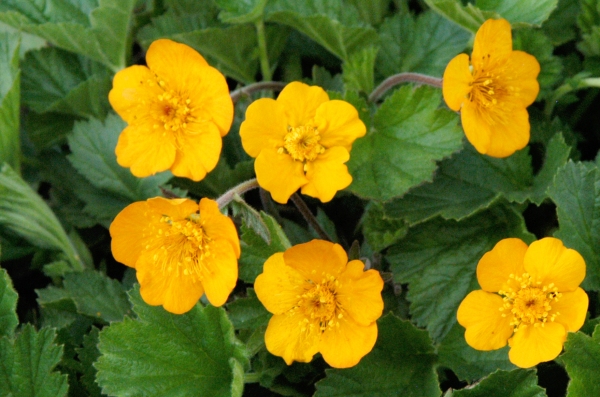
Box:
[239,82,366,204]
[254,240,384,368]
[442,19,540,158]
[457,237,588,368]
[109,39,233,181]
[109,197,240,314]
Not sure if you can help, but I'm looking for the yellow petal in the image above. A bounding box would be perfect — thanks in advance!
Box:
[254,253,306,315]
[314,100,366,151]
[264,311,321,365]
[254,148,307,204]
[198,198,240,258]
[239,98,287,158]
[109,201,152,268]
[170,122,222,181]
[276,82,329,127]
[145,39,209,88]
[336,261,384,326]
[146,197,199,221]
[115,124,176,177]
[319,315,378,368]
[485,106,530,158]
[477,238,528,292]
[550,288,589,332]
[301,147,352,203]
[502,51,541,107]
[457,290,513,351]
[199,239,238,307]
[108,65,159,124]
[523,237,586,292]
[472,19,513,70]
[460,100,492,155]
[442,53,473,111]
[283,240,347,282]
[508,322,566,368]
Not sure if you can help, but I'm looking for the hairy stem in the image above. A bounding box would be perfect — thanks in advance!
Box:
[369,72,443,103]
[216,178,260,209]
[230,81,287,103]
[255,18,272,81]
[289,193,332,241]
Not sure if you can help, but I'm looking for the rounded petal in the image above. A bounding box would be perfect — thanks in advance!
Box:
[146,197,199,221]
[199,198,240,258]
[200,239,238,306]
[240,98,287,158]
[472,19,513,70]
[460,100,492,154]
[146,39,209,88]
[170,122,222,181]
[255,148,307,204]
[115,125,176,177]
[508,322,566,368]
[319,316,378,368]
[109,65,159,123]
[276,82,329,127]
[502,51,540,107]
[457,290,513,351]
[109,201,152,268]
[301,147,352,203]
[523,237,586,292]
[255,253,306,315]
[477,238,528,292]
[337,261,384,326]
[283,240,348,282]
[550,288,589,332]
[314,100,366,151]
[264,311,321,365]
[442,53,473,111]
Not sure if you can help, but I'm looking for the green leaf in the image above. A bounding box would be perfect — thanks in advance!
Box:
[476,0,558,27]
[215,0,269,24]
[0,268,18,338]
[376,11,470,78]
[542,0,579,46]
[386,205,534,341]
[437,323,515,382]
[226,289,270,330]
[347,0,391,26]
[67,114,172,202]
[452,369,547,397]
[76,327,102,397]
[0,31,20,172]
[424,0,494,33]
[347,85,463,201]
[172,159,254,198]
[96,286,249,397]
[0,325,69,397]
[547,161,600,290]
[63,270,132,323]
[0,0,137,71]
[22,47,111,118]
[314,314,440,397]
[265,0,379,61]
[24,111,80,151]
[0,21,45,58]
[342,46,378,94]
[37,286,79,329]
[361,201,408,252]
[578,0,600,57]
[526,133,571,204]
[562,325,600,397]
[238,211,291,283]
[0,163,83,271]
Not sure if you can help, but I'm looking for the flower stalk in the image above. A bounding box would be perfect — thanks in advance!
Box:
[369,72,443,103]
[216,178,261,209]
[289,193,333,242]
[255,17,272,81]
[230,81,287,103]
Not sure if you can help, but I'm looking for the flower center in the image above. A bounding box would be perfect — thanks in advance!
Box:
[470,70,498,109]
[280,125,325,163]
[499,272,561,330]
[147,78,195,132]
[296,275,342,332]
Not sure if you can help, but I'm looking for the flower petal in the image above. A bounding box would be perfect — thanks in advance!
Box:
[254,253,306,315]
[264,311,321,365]
[442,53,473,112]
[301,147,352,203]
[472,19,513,70]
[460,100,492,154]
[336,261,384,326]
[523,237,586,292]
[319,316,378,368]
[502,51,540,107]
[255,148,307,204]
[240,98,287,158]
[283,240,348,282]
[146,39,209,88]
[109,201,152,268]
[276,81,329,127]
[115,124,176,177]
[199,239,238,307]
[550,288,589,332]
[108,65,159,124]
[477,238,528,292]
[198,198,240,258]
[457,290,513,351]
[314,100,366,151]
[508,322,566,368]
[146,197,199,221]
[170,122,222,181]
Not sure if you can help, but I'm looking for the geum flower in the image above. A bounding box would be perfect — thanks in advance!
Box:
[110,197,240,314]
[457,237,588,368]
[240,81,366,204]
[443,18,540,158]
[109,39,233,181]
[254,240,384,368]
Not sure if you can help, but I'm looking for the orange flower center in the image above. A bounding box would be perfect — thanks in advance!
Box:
[280,125,326,164]
[296,275,342,333]
[498,272,561,331]
[151,79,196,132]
[470,71,499,109]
